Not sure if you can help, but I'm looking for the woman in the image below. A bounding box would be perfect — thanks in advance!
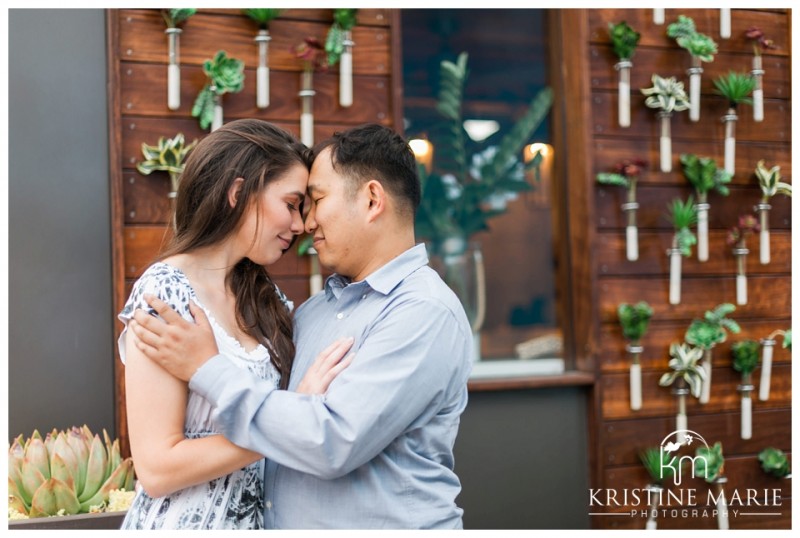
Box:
[117,119,351,529]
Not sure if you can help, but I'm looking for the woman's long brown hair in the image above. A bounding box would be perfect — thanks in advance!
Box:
[159,119,311,389]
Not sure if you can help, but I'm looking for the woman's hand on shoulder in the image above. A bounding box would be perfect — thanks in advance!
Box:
[296,337,355,395]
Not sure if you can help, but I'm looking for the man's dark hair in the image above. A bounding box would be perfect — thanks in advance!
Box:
[314,123,421,217]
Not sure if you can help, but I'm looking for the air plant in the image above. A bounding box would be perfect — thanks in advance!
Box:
[161,9,196,110]
[726,214,760,305]
[685,303,741,404]
[608,21,640,128]
[192,50,245,131]
[758,447,791,479]
[667,15,718,122]
[596,159,647,260]
[659,342,706,443]
[618,301,653,410]
[136,133,198,199]
[326,8,358,108]
[758,328,790,401]
[294,37,328,147]
[745,27,777,122]
[641,75,690,172]
[731,339,759,439]
[8,426,135,518]
[665,196,697,305]
[680,153,732,262]
[754,160,792,264]
[243,9,283,109]
[713,71,756,176]
[694,442,729,529]
[639,447,682,529]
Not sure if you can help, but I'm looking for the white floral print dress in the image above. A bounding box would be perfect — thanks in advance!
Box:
[117,262,290,529]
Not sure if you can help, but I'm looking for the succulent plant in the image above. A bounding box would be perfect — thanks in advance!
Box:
[713,71,756,108]
[685,303,740,350]
[694,441,725,482]
[325,8,358,66]
[758,447,791,478]
[732,339,760,376]
[755,161,792,200]
[608,21,640,60]
[8,426,135,518]
[641,74,690,114]
[618,302,653,342]
[242,8,283,29]
[136,133,198,196]
[161,8,196,29]
[659,342,706,398]
[640,446,682,485]
[192,50,246,131]
[666,196,697,257]
[667,15,718,62]
[680,154,732,200]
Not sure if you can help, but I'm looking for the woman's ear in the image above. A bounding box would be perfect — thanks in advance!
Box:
[228,177,245,208]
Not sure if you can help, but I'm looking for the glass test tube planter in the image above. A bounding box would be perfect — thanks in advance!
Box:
[641,75,689,173]
[754,160,792,265]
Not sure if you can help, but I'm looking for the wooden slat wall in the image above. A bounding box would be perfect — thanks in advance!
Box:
[108,8,399,457]
[581,8,791,530]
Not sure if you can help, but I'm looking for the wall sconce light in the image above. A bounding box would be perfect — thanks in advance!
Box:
[409,138,434,173]
[524,142,554,207]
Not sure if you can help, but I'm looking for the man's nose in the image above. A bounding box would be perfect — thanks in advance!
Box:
[304,205,317,234]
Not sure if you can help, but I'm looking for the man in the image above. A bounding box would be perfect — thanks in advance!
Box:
[130,123,473,529]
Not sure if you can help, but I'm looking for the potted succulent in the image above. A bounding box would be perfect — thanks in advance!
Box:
[726,214,760,305]
[665,196,697,305]
[293,37,328,147]
[412,52,552,360]
[639,446,682,529]
[8,426,135,528]
[667,15,718,123]
[753,160,792,264]
[694,442,729,529]
[758,328,790,401]
[685,303,741,404]
[731,339,759,439]
[326,8,358,108]
[758,447,791,479]
[744,27,777,122]
[641,75,690,173]
[136,132,198,200]
[659,342,706,443]
[596,159,647,261]
[713,71,756,176]
[680,153,732,262]
[617,301,653,410]
[243,9,283,109]
[161,8,196,111]
[192,50,245,132]
[607,21,640,128]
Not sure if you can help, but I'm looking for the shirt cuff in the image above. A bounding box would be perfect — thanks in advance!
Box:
[188,354,232,403]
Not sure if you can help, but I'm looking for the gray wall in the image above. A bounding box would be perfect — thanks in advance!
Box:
[8,9,115,439]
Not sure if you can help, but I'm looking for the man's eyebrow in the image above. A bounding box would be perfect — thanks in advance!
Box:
[307,184,323,195]
[288,190,306,200]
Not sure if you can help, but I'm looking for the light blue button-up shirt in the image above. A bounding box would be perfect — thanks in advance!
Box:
[190,243,473,528]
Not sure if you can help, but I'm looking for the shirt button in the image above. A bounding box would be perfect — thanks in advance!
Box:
[361,294,367,300]
[336,312,344,319]
[266,501,273,510]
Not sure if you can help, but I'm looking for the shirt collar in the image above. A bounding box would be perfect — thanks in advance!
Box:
[324,243,429,299]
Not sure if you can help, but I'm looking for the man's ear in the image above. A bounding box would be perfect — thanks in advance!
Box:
[364,180,386,222]
[228,177,245,208]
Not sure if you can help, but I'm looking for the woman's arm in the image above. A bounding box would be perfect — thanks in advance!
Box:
[124,328,262,498]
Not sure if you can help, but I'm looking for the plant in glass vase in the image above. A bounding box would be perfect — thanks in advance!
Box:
[758,328,790,402]
[680,153,732,262]
[694,442,729,529]
[667,15,718,123]
[658,342,706,444]
[325,8,358,108]
[726,214,759,305]
[608,21,640,128]
[639,446,682,529]
[161,8,196,111]
[641,75,690,173]
[731,339,759,440]
[758,447,791,479]
[596,159,647,261]
[192,50,245,132]
[685,303,740,404]
[413,51,553,361]
[618,301,653,410]
[744,27,777,122]
[753,160,791,264]
[713,71,755,176]
[665,196,697,304]
[293,37,328,147]
[136,133,198,200]
[243,9,283,109]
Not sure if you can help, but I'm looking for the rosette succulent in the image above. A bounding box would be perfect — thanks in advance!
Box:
[192,50,245,131]
[8,426,135,518]
[136,133,198,197]
[758,447,791,478]
[641,74,690,114]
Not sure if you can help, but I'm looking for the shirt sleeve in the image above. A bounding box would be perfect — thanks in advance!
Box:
[189,296,471,479]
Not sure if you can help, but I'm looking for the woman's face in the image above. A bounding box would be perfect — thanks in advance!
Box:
[238,163,308,266]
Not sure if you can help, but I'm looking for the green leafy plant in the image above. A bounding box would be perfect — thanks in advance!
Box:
[732,339,759,377]
[667,15,718,62]
[659,342,706,398]
[136,133,198,196]
[640,446,682,485]
[713,71,756,108]
[694,441,725,482]
[641,74,690,114]
[161,8,196,29]
[243,8,282,28]
[666,196,697,257]
[8,426,135,518]
[680,154,731,202]
[758,447,791,478]
[685,304,740,350]
[414,51,553,250]
[608,21,640,60]
[192,51,245,131]
[783,329,791,350]
[618,302,653,342]
[755,161,792,201]
[325,8,358,66]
